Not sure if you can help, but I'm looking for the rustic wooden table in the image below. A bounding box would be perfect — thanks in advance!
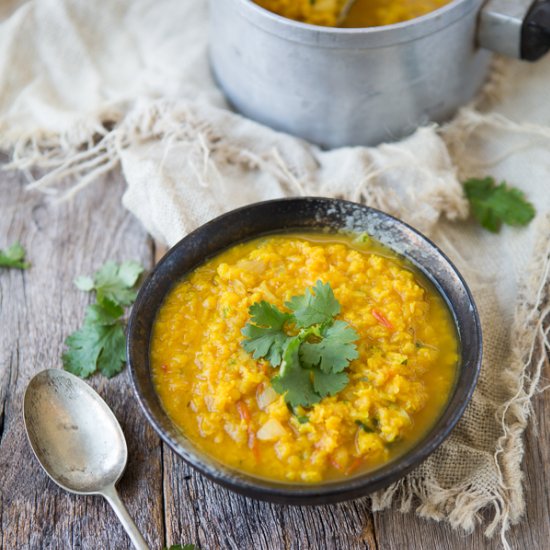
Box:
[1,164,548,549]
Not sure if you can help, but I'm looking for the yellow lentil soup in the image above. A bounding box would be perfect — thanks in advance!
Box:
[254,0,452,27]
[151,233,458,483]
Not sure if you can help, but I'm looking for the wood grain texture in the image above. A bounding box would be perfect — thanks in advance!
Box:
[373,360,550,550]
[0,164,548,550]
[164,449,377,550]
[0,167,162,549]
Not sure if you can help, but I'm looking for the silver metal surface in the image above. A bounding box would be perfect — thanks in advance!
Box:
[479,0,534,57]
[209,0,492,148]
[23,369,149,550]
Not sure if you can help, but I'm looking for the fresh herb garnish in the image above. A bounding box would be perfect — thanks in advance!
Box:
[165,545,197,550]
[355,418,379,433]
[241,301,291,366]
[464,177,535,233]
[74,260,142,306]
[63,261,143,378]
[285,280,340,327]
[300,320,359,373]
[287,403,310,424]
[354,232,371,245]
[0,242,30,269]
[241,281,359,407]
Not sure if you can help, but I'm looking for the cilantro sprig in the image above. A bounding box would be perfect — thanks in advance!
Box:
[63,261,143,378]
[0,242,30,270]
[464,177,536,233]
[74,260,142,306]
[241,281,359,407]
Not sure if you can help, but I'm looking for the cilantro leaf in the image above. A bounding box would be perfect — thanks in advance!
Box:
[271,336,321,407]
[117,261,144,287]
[95,323,127,377]
[78,260,144,306]
[464,177,536,233]
[355,418,379,433]
[63,324,104,379]
[241,301,290,366]
[0,242,30,270]
[241,282,359,407]
[64,260,143,379]
[301,320,359,374]
[285,280,340,328]
[85,299,125,325]
[312,370,349,398]
[63,300,127,378]
[74,276,94,291]
[287,403,309,424]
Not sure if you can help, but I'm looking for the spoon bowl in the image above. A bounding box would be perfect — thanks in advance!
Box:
[24,369,127,494]
[24,369,148,549]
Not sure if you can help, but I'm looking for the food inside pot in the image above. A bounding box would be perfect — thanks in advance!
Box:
[151,232,458,483]
[254,0,452,27]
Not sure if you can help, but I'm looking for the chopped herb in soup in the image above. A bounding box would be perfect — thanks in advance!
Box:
[151,233,458,483]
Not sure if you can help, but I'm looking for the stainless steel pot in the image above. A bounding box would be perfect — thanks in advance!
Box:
[209,0,550,148]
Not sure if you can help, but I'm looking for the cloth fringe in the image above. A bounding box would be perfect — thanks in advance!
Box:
[3,100,314,200]
[371,214,550,549]
[6,57,550,210]
[2,64,550,545]
[441,108,550,179]
[3,101,465,227]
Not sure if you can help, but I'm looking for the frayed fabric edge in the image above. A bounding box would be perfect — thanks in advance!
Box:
[1,82,549,544]
[371,214,550,548]
[1,100,317,202]
[371,71,550,540]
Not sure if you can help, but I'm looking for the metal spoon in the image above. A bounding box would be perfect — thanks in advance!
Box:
[337,0,357,25]
[23,369,149,550]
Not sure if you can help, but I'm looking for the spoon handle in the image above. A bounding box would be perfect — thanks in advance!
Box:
[102,485,150,550]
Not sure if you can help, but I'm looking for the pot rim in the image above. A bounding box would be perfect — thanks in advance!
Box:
[224,0,483,47]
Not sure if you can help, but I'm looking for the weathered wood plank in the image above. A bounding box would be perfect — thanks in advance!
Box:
[1,159,548,550]
[163,447,377,550]
[0,167,163,549]
[374,358,550,550]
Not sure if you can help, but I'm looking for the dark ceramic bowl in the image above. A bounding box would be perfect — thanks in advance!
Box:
[127,197,482,504]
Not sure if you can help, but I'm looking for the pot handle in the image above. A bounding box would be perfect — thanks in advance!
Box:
[478,0,550,61]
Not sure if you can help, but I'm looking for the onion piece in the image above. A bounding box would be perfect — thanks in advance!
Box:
[257,385,278,410]
[237,260,265,273]
[257,419,287,441]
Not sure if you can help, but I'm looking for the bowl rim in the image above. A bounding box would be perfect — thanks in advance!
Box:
[127,197,482,504]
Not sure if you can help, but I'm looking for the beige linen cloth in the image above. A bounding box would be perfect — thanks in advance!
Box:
[1,0,549,546]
